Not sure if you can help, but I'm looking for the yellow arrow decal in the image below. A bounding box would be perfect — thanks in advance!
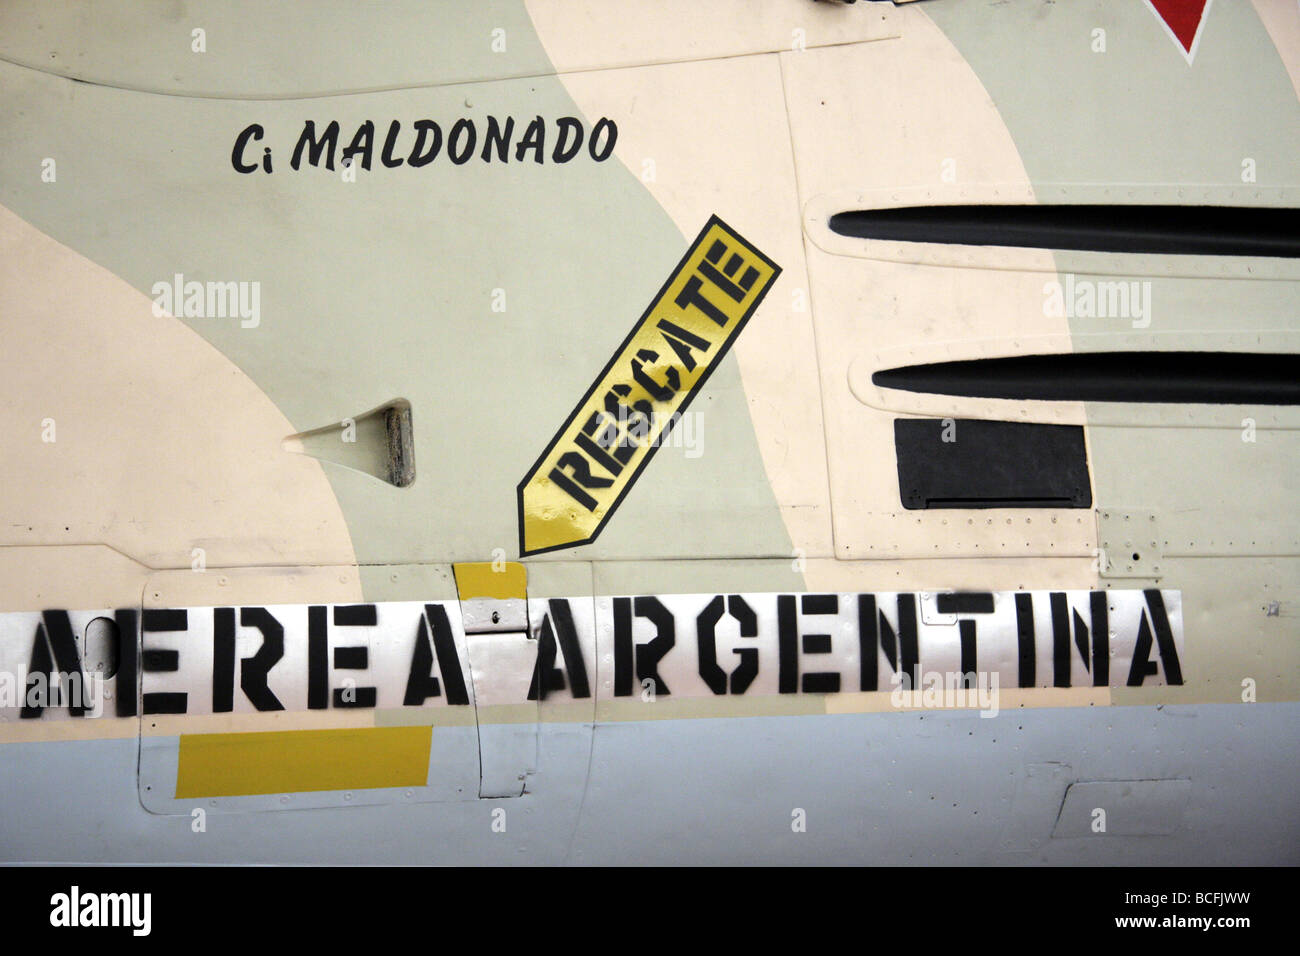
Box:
[517,216,780,556]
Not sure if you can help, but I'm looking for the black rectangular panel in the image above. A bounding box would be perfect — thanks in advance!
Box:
[894,419,1091,510]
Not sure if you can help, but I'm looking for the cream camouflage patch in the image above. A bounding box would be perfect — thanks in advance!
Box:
[517,216,780,555]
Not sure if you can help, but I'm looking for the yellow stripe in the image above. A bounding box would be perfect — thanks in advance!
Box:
[518,216,779,555]
[175,725,431,798]
[453,561,526,600]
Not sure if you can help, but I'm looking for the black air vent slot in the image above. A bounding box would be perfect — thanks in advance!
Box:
[894,419,1091,511]
[873,352,1300,405]
[828,205,1300,257]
